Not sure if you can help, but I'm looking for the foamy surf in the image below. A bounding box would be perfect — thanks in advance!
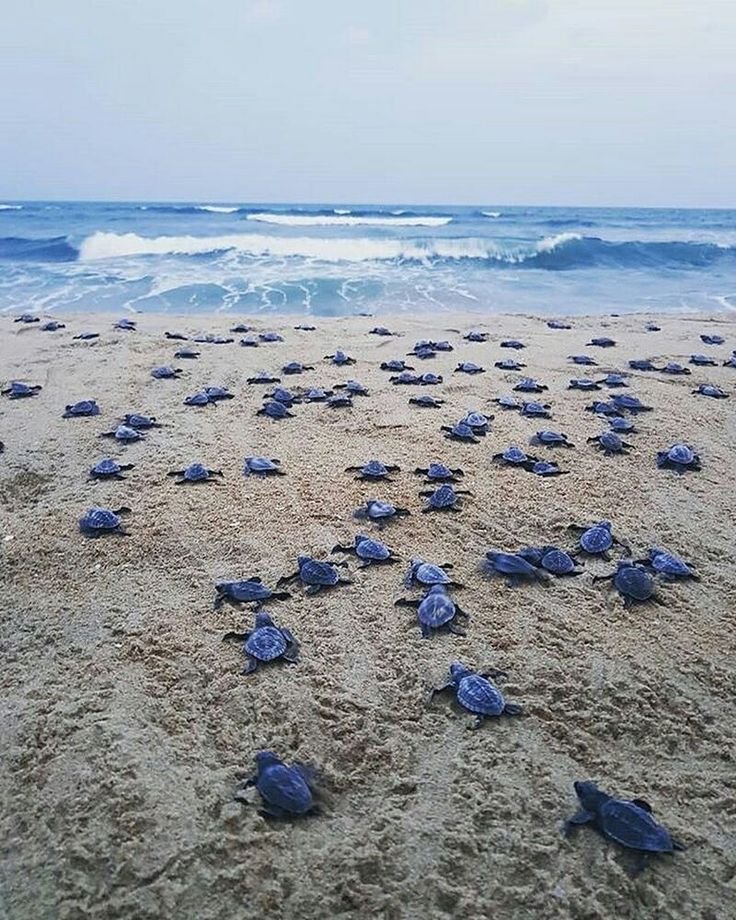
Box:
[246,213,453,227]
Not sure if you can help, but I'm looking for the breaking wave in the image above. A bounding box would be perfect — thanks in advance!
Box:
[245,213,453,227]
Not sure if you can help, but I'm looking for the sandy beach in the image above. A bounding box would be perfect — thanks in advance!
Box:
[1,309,735,920]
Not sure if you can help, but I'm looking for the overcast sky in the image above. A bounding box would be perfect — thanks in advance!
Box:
[2,0,734,206]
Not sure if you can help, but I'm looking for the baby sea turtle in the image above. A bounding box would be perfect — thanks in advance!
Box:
[114,318,136,331]
[722,355,736,369]
[656,443,701,472]
[608,415,636,433]
[645,323,661,332]
[247,371,281,384]
[569,355,598,366]
[693,384,728,399]
[193,334,233,345]
[63,399,100,418]
[494,395,522,410]
[184,392,216,408]
[588,336,616,347]
[1,381,42,399]
[243,457,284,476]
[121,413,160,429]
[79,506,131,537]
[514,377,548,393]
[418,372,443,385]
[266,386,300,406]
[354,499,410,527]
[174,347,200,359]
[689,354,717,367]
[529,460,567,477]
[73,331,99,341]
[454,362,486,375]
[165,331,189,341]
[414,461,464,482]
[381,359,414,372]
[258,400,294,419]
[461,410,492,434]
[495,359,525,371]
[325,349,355,366]
[345,459,401,481]
[151,365,182,379]
[409,344,436,360]
[222,610,300,674]
[598,373,628,387]
[548,320,572,329]
[167,463,223,484]
[569,520,625,557]
[294,324,316,331]
[521,401,551,418]
[611,393,652,414]
[420,483,471,513]
[464,330,488,342]
[700,333,724,345]
[278,556,351,594]
[325,393,353,409]
[391,371,421,385]
[593,560,661,606]
[204,386,235,402]
[433,340,454,352]
[214,577,291,609]
[41,321,66,332]
[89,458,134,480]
[587,432,633,455]
[404,558,458,589]
[628,358,658,371]
[565,780,684,874]
[259,331,284,343]
[492,446,536,467]
[333,379,368,396]
[568,378,601,391]
[303,387,332,402]
[395,584,468,638]
[519,545,581,576]
[501,339,525,349]
[484,551,549,587]
[660,362,690,376]
[282,361,313,375]
[100,424,145,443]
[530,430,574,448]
[585,400,618,416]
[240,336,259,347]
[429,663,523,728]
[442,422,480,443]
[409,395,444,408]
[369,326,393,336]
[230,323,253,333]
[332,533,397,567]
[637,547,698,580]
[14,313,39,324]
[236,751,318,819]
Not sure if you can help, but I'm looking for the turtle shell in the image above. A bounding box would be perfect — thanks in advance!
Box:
[412,561,451,585]
[599,799,677,852]
[599,432,624,452]
[246,625,287,661]
[569,355,597,365]
[355,536,390,560]
[184,463,209,481]
[261,401,290,417]
[417,587,456,628]
[650,550,692,577]
[185,393,210,406]
[540,548,576,575]
[299,559,339,586]
[79,508,121,531]
[92,459,121,476]
[64,400,100,417]
[521,402,549,417]
[245,457,279,474]
[614,564,654,601]
[536,430,567,444]
[530,461,560,476]
[426,462,453,479]
[151,366,178,378]
[690,355,716,366]
[495,360,523,371]
[569,378,600,390]
[113,425,142,441]
[580,523,613,553]
[608,416,634,432]
[664,444,697,466]
[361,460,389,477]
[462,411,490,429]
[220,580,271,602]
[256,758,313,814]
[456,674,505,716]
[449,423,476,440]
[503,447,529,463]
[428,485,457,508]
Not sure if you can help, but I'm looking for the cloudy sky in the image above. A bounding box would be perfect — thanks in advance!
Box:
[2,0,734,206]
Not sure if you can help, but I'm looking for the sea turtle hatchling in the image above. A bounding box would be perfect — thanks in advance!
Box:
[548,320,572,329]
[230,324,253,333]
[63,399,100,418]
[611,393,652,414]
[89,458,135,481]
[222,610,300,674]
[404,558,459,589]
[484,551,549,587]
[332,533,398,567]
[100,424,145,443]
[395,584,469,638]
[418,372,443,385]
[167,463,223,484]
[529,460,568,477]
[325,349,355,366]
[302,387,333,402]
[521,401,551,418]
[585,400,618,416]
[565,780,684,874]
[247,371,281,385]
[568,378,601,391]
[409,395,444,408]
[461,410,492,434]
[278,556,351,594]
[441,422,480,443]
[463,330,488,342]
[608,415,636,433]
[14,313,40,324]
[588,337,616,347]
[294,324,316,331]
[656,443,701,472]
[628,358,658,371]
[114,318,136,331]
[494,359,525,371]
[1,381,42,399]
[593,560,661,606]
[518,546,582,576]
[41,321,66,332]
[214,577,291,609]
[492,446,536,467]
[204,386,235,402]
[192,334,233,345]
[391,371,422,385]
[151,366,183,379]
[174,347,200,359]
[333,379,369,396]
[259,331,284,343]
[636,547,698,580]
[240,336,259,347]
[165,331,189,341]
[73,332,100,341]
[79,506,131,536]
[530,430,574,448]
[587,432,633,455]
[413,461,464,482]
[500,339,525,349]
[325,393,353,409]
[184,392,216,408]
[354,499,410,527]
[569,520,626,557]
[345,459,401,481]
[598,373,629,387]
[660,362,691,376]
[568,355,598,366]
[282,361,313,375]
[257,400,294,419]
[121,413,160,429]
[428,663,523,728]
[692,384,729,399]
[494,395,522,410]
[420,483,471,512]
[514,377,548,393]
[454,362,486,375]
[369,326,393,336]
[700,333,725,345]
[243,457,284,476]
[689,354,717,367]
[266,386,300,406]
[722,355,736,369]
[381,359,414,372]
[235,751,318,819]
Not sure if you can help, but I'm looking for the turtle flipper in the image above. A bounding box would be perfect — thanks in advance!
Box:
[564,809,594,835]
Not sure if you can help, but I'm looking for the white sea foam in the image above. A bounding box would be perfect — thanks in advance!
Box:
[197,205,240,213]
[246,213,452,227]
[482,211,502,218]
[78,230,576,263]
[0,204,22,211]
[333,209,351,215]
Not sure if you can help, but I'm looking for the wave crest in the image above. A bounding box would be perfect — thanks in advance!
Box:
[246,213,453,227]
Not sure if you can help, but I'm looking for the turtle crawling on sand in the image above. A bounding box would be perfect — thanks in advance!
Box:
[404,558,459,589]
[236,751,319,818]
[223,610,300,674]
[593,560,661,606]
[420,483,471,513]
[395,584,468,638]
[484,551,549,587]
[214,578,291,609]
[79,506,131,536]
[167,463,223,484]
[345,459,400,481]
[428,662,523,729]
[63,399,100,418]
[354,499,410,527]
[89,458,135,481]
[414,461,464,482]
[656,443,701,473]
[332,534,398,567]
[278,555,351,594]
[1,381,42,399]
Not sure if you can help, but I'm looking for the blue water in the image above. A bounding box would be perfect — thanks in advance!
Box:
[1,201,736,316]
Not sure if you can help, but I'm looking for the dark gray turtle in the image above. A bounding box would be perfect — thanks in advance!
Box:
[689,354,717,367]
[461,410,492,434]
[294,323,316,331]
[370,326,394,336]
[332,533,397,567]
[660,362,691,376]
[167,462,223,484]
[325,349,355,366]
[222,610,299,674]
[184,392,216,408]
[235,750,318,819]
[521,401,551,418]
[433,340,454,352]
[391,371,422,385]
[204,386,235,401]
[693,384,728,399]
[587,432,633,455]
[565,780,684,875]
[611,394,652,414]
[409,344,437,360]
[41,321,66,332]
[548,320,572,329]
[192,334,234,345]
[656,443,701,472]
[585,400,618,416]
[79,506,131,536]
[404,558,459,589]
[419,372,443,385]
[568,355,598,366]
[395,584,468,638]
[230,323,253,333]
[259,331,284,343]
[700,333,725,345]
[354,499,410,527]
[529,460,567,477]
[420,483,471,513]
[257,400,294,419]
[73,331,99,341]
[325,393,353,408]
[428,662,523,728]
[14,313,39,324]
[569,520,625,557]
[278,555,351,594]
[722,355,736,368]
[89,458,134,480]
[598,373,629,387]
[441,422,480,443]
[414,461,464,482]
[464,330,488,342]
[283,361,313,375]
[409,395,444,408]
[63,399,100,418]
[243,456,284,476]
[593,560,660,606]
[568,378,601,391]
[514,377,548,393]
[492,446,536,467]
[114,318,136,331]
[636,547,698,580]
[1,381,42,399]
[484,551,549,587]
[333,379,368,396]
[121,413,160,429]
[518,546,582,576]
[214,577,291,609]
[494,359,525,371]
[645,323,661,331]
[588,336,616,347]
[500,339,525,349]
[247,371,281,384]
[381,359,414,372]
[101,424,145,442]
[494,395,522,410]
[151,365,183,379]
[174,347,200,359]
[303,387,333,402]
[454,362,485,375]
[608,415,636,433]
[345,459,400,481]
[267,386,300,406]
[165,331,189,341]
[530,430,574,448]
[240,336,259,347]
[628,358,658,371]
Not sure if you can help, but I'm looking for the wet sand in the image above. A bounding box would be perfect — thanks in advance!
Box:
[1,310,735,920]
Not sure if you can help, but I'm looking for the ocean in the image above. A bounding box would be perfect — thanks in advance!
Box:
[1,201,736,316]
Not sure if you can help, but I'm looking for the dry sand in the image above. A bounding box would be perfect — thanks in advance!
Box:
[1,310,735,920]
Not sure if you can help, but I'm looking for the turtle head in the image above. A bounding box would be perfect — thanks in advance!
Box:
[449,662,473,683]
[573,780,609,813]
[255,750,281,772]
[254,610,274,628]
[599,520,612,530]
[297,555,310,567]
